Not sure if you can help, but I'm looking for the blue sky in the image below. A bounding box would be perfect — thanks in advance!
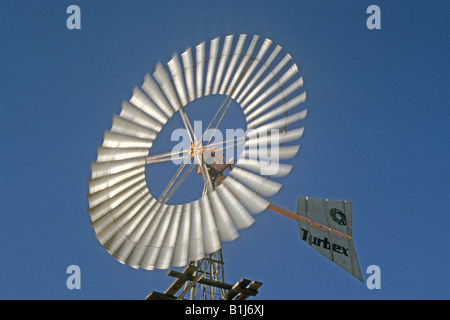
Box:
[1,0,449,300]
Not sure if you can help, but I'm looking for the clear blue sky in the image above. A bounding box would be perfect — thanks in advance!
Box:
[1,0,449,300]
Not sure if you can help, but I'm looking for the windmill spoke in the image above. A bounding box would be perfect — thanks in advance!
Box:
[178,107,215,193]
[157,154,191,203]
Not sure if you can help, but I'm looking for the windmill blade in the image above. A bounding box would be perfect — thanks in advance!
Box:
[235,158,293,177]
[219,34,247,95]
[228,167,281,197]
[90,156,147,179]
[155,204,184,269]
[88,182,148,223]
[141,205,175,270]
[195,42,205,99]
[171,203,191,267]
[236,44,282,104]
[130,87,168,124]
[87,173,145,208]
[209,191,239,241]
[244,64,299,115]
[205,37,219,96]
[99,193,152,256]
[215,184,255,229]
[111,115,157,141]
[246,78,304,123]
[212,34,233,95]
[247,92,306,128]
[119,101,162,133]
[188,200,204,261]
[240,53,292,108]
[231,38,272,100]
[243,145,300,160]
[96,146,149,162]
[200,196,221,254]
[129,202,168,270]
[141,74,174,118]
[91,194,153,248]
[226,35,259,96]
[221,177,269,214]
[102,131,153,149]
[123,200,162,268]
[245,127,305,148]
[153,62,181,112]
[88,166,145,194]
[248,109,307,137]
[181,48,196,102]
[167,53,188,106]
[90,188,151,237]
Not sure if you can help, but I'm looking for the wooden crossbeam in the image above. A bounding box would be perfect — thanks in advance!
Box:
[146,265,262,300]
[225,278,260,300]
[234,281,263,300]
[164,265,198,296]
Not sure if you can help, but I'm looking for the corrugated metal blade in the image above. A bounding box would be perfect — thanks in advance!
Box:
[111,115,157,141]
[200,196,221,254]
[219,34,247,95]
[87,173,145,208]
[212,35,233,95]
[153,62,181,112]
[226,35,259,96]
[171,203,191,267]
[245,127,304,148]
[155,205,183,269]
[181,48,196,102]
[236,44,282,104]
[88,166,145,194]
[90,156,146,179]
[215,184,255,229]
[246,79,304,123]
[188,200,204,261]
[96,147,149,162]
[231,38,272,100]
[88,182,148,223]
[141,74,174,118]
[130,86,168,124]
[247,92,306,128]
[236,158,292,177]
[221,177,269,214]
[209,191,238,241]
[205,37,219,96]
[119,101,162,133]
[248,109,307,137]
[244,64,298,115]
[240,53,292,107]
[228,167,281,197]
[167,54,188,106]
[195,42,205,99]
[102,131,153,149]
[243,145,300,160]
[141,205,175,270]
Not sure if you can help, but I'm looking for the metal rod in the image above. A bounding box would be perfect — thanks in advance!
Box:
[266,203,352,240]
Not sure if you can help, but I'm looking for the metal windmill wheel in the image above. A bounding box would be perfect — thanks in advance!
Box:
[87,34,307,299]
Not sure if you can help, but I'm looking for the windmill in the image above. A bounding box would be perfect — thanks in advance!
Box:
[86,34,363,300]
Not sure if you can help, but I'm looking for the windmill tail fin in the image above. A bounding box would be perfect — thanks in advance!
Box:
[296,196,364,282]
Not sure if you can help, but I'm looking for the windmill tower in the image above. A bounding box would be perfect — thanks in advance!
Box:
[86,33,363,300]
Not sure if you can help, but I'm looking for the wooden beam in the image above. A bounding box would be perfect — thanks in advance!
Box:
[226,279,251,300]
[266,203,352,240]
[164,265,198,296]
[234,281,263,300]
[176,273,204,300]
[146,291,176,300]
[167,270,233,291]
